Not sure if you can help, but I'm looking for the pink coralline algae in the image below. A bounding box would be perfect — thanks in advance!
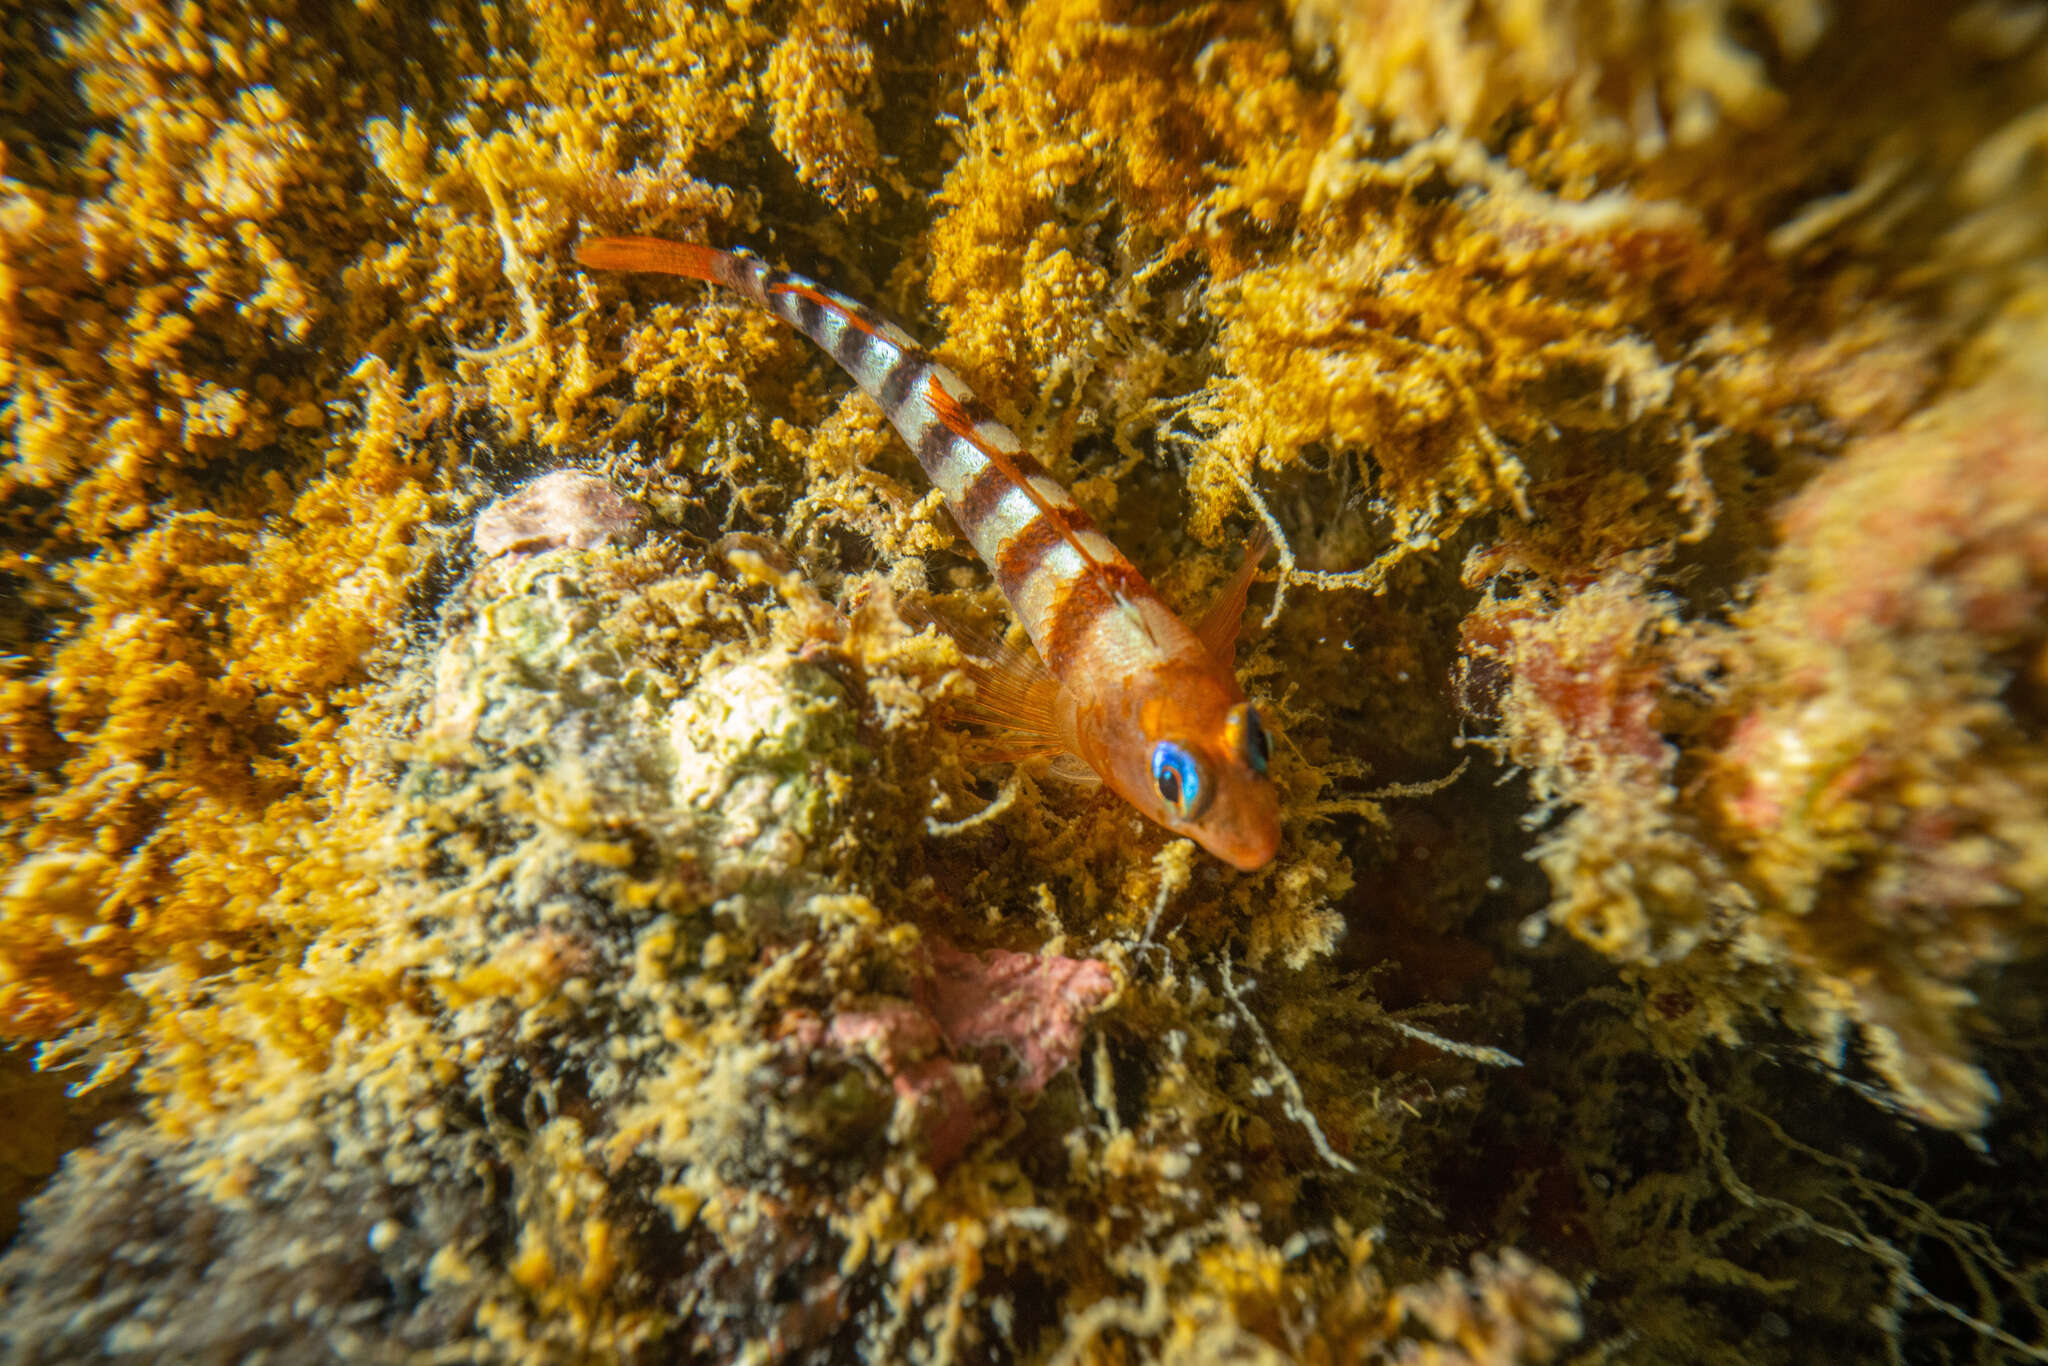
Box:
[805,941,1116,1168]
[925,942,1118,1094]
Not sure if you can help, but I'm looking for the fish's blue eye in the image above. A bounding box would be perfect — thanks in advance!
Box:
[1150,741,1208,821]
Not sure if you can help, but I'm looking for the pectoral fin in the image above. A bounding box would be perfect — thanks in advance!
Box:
[904,600,1071,763]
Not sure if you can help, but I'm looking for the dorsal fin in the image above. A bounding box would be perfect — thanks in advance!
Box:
[921,375,1116,592]
[1194,531,1273,665]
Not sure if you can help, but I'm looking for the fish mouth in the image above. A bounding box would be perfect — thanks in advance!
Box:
[1212,820,1281,872]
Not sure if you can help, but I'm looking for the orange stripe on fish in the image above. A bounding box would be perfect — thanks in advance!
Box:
[575,234,1281,870]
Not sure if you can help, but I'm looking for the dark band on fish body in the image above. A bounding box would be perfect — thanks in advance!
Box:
[955,447,1056,522]
[993,507,1071,594]
[1038,561,1152,674]
[914,412,960,482]
[957,461,1016,535]
[877,353,924,414]
[831,320,872,372]
[777,286,823,336]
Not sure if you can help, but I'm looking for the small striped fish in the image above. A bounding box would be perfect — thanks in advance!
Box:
[576,236,1280,870]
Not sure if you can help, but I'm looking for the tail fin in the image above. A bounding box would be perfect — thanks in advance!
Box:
[575,235,734,285]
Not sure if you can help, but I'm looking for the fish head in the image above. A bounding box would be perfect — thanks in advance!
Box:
[1083,660,1282,871]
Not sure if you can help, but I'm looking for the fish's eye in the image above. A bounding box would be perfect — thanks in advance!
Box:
[1150,741,1209,821]
[1240,705,1271,774]
[1226,703,1271,775]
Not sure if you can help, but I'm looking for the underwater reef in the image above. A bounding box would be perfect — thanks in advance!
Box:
[2,0,2046,1361]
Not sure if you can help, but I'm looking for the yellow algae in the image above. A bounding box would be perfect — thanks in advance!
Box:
[1293,0,1814,151]
[2,0,2047,1363]
[763,3,895,215]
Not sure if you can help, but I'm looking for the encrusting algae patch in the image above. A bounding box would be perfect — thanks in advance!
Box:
[3,1,2047,1362]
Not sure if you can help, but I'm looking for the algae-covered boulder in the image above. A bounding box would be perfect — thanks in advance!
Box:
[670,653,863,864]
